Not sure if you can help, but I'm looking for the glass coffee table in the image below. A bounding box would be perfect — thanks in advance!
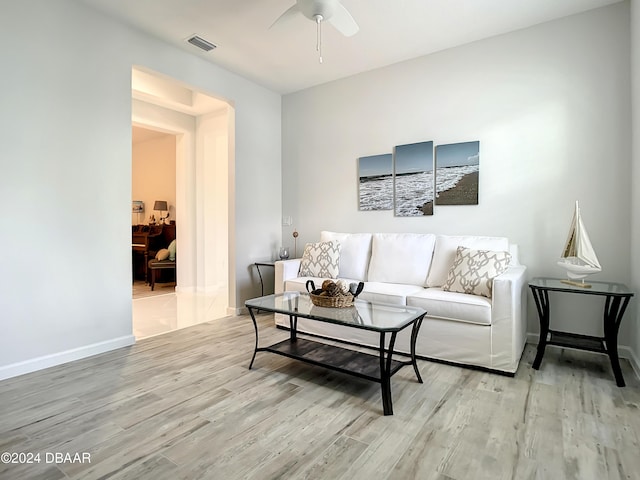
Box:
[245,292,427,415]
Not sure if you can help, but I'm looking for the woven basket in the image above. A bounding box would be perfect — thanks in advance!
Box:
[305,280,364,308]
[308,291,355,308]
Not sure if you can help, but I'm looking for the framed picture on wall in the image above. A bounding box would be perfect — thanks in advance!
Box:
[435,141,480,205]
[132,200,144,213]
[393,140,434,216]
[358,153,393,211]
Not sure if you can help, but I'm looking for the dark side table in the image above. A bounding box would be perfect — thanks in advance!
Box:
[254,261,275,296]
[529,277,634,387]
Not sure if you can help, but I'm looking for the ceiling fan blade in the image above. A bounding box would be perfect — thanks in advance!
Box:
[270,4,301,30]
[328,3,359,37]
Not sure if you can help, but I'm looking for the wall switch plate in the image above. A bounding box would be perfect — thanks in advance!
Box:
[282,215,293,226]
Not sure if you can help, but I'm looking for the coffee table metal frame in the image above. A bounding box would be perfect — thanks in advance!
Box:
[245,293,426,415]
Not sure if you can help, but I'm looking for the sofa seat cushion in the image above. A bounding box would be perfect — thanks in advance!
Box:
[320,232,372,281]
[427,235,509,287]
[358,282,424,306]
[407,288,492,325]
[367,233,436,286]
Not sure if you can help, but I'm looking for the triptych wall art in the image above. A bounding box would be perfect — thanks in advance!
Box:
[358,140,479,216]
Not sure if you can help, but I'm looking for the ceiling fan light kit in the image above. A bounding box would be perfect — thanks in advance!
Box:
[271,0,359,63]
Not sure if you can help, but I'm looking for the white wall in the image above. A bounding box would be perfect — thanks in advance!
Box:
[283,4,632,347]
[132,134,176,225]
[0,0,281,379]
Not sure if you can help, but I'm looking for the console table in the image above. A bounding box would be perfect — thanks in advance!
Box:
[529,277,633,387]
[245,293,426,415]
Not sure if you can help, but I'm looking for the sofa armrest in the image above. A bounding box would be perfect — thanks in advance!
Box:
[274,259,302,294]
[490,265,528,372]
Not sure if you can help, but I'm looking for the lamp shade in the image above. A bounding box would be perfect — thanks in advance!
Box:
[153,200,168,211]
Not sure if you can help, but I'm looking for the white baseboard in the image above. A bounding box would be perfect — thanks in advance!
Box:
[175,286,195,294]
[227,306,247,316]
[0,335,135,382]
[626,346,640,381]
[526,333,639,381]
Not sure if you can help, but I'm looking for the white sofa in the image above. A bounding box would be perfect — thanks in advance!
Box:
[275,231,527,374]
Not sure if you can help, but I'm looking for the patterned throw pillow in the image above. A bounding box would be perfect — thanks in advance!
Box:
[298,241,341,278]
[442,246,511,298]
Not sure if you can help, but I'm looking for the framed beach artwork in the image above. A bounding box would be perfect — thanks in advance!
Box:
[435,141,480,205]
[358,153,393,211]
[393,140,434,216]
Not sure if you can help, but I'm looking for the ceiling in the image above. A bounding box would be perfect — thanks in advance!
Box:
[79,0,622,94]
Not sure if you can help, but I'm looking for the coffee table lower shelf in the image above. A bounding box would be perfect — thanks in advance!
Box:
[260,338,406,382]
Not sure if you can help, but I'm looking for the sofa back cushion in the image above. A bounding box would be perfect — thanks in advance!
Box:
[427,235,509,287]
[367,233,436,286]
[320,231,372,281]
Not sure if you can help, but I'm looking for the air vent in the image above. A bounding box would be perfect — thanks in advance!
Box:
[187,35,217,52]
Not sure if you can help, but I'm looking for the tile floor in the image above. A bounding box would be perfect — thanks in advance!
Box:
[132,280,176,300]
[132,290,229,339]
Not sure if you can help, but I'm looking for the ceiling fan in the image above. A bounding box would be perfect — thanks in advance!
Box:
[271,0,359,63]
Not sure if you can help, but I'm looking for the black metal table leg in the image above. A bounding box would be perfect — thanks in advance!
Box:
[410,315,424,383]
[289,313,297,342]
[378,332,391,415]
[531,287,550,370]
[603,295,630,387]
[248,306,259,369]
[379,331,399,416]
[255,264,265,296]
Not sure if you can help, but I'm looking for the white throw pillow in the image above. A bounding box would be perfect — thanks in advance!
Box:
[442,246,511,298]
[427,235,509,287]
[320,231,372,281]
[367,233,436,286]
[298,241,341,278]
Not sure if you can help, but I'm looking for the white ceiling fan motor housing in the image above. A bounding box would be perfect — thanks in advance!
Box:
[297,0,339,21]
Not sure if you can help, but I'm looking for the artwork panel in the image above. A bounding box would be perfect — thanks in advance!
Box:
[435,141,480,205]
[393,140,434,216]
[132,200,144,213]
[358,153,393,211]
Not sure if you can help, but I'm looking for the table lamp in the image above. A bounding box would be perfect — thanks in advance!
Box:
[154,200,170,225]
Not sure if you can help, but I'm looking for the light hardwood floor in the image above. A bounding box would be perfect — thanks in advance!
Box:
[1,314,639,480]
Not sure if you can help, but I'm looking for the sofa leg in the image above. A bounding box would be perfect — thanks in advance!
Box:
[150,270,155,291]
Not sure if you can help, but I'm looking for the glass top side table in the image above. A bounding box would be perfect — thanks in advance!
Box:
[528,276,634,387]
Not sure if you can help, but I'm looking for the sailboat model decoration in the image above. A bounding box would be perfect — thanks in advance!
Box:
[557,201,601,288]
